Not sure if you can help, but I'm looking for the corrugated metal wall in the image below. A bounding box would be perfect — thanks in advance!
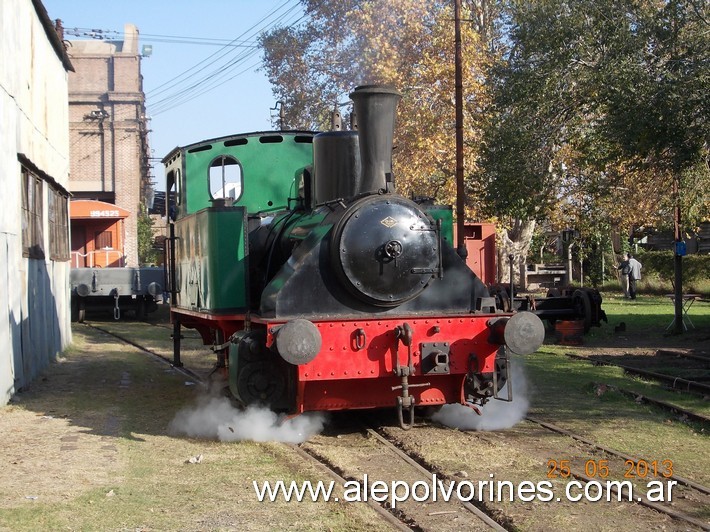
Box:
[0,0,72,405]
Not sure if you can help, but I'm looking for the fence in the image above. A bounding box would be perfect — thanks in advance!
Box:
[71,250,125,268]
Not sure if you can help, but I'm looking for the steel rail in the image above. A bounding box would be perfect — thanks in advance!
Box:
[565,353,710,395]
[83,322,205,384]
[594,382,710,425]
[460,417,710,530]
[526,416,710,495]
[657,349,710,365]
[289,444,412,532]
[365,427,508,531]
[88,321,501,530]
[568,469,710,531]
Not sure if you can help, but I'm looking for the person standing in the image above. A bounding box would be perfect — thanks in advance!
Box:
[627,253,642,300]
[617,256,631,298]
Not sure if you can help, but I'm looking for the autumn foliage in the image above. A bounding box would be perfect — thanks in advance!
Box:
[260,0,490,220]
[260,0,710,281]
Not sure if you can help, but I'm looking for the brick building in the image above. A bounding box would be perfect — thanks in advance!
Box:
[65,23,151,267]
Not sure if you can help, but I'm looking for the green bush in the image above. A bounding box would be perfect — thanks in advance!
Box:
[137,205,158,266]
[637,250,710,294]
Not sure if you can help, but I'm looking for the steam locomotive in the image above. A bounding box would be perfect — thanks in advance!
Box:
[163,85,545,428]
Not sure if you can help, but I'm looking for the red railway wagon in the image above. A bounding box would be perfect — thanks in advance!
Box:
[70,199,128,268]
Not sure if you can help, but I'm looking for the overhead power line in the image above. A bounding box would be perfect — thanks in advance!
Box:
[147,0,306,115]
[64,27,257,47]
[148,4,306,116]
[62,0,312,117]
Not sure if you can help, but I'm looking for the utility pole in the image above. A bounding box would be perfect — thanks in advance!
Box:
[271,101,284,131]
[673,175,683,334]
[454,0,467,260]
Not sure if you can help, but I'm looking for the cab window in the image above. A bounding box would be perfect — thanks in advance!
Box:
[209,156,242,201]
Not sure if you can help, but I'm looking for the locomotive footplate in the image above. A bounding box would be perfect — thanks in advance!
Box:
[252,314,541,422]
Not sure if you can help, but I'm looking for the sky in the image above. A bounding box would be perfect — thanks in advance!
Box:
[42,0,306,189]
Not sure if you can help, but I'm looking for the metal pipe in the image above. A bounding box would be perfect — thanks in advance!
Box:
[454,0,467,260]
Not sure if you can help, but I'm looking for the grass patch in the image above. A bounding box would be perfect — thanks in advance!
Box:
[519,291,710,484]
[522,349,710,484]
[544,292,710,350]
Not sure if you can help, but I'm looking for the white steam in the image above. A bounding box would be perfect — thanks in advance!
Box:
[432,360,530,431]
[168,396,325,444]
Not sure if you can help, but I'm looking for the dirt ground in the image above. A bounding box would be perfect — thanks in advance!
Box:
[0,324,386,531]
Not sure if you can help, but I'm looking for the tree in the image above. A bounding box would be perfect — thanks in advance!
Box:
[260,0,709,295]
[260,1,491,213]
[478,0,709,286]
[137,204,157,266]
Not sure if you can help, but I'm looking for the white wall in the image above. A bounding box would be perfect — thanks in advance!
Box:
[0,0,72,403]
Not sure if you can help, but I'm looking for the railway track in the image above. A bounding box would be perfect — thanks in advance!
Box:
[84,320,508,530]
[566,352,710,396]
[564,352,710,426]
[446,415,710,530]
[658,349,710,366]
[78,319,710,530]
[298,424,507,531]
[524,416,710,531]
[526,416,710,496]
[83,321,205,384]
[592,382,710,426]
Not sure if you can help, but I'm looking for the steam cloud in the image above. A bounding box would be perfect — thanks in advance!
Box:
[168,396,326,444]
[431,360,530,431]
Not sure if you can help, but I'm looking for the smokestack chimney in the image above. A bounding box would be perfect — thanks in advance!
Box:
[349,85,401,194]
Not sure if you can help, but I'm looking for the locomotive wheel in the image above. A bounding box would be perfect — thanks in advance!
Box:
[572,289,592,333]
[236,361,286,406]
[232,330,292,410]
[496,288,510,312]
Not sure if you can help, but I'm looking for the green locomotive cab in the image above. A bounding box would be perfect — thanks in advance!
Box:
[163,131,315,314]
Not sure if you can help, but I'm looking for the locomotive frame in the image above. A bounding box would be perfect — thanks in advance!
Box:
[163,85,546,428]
